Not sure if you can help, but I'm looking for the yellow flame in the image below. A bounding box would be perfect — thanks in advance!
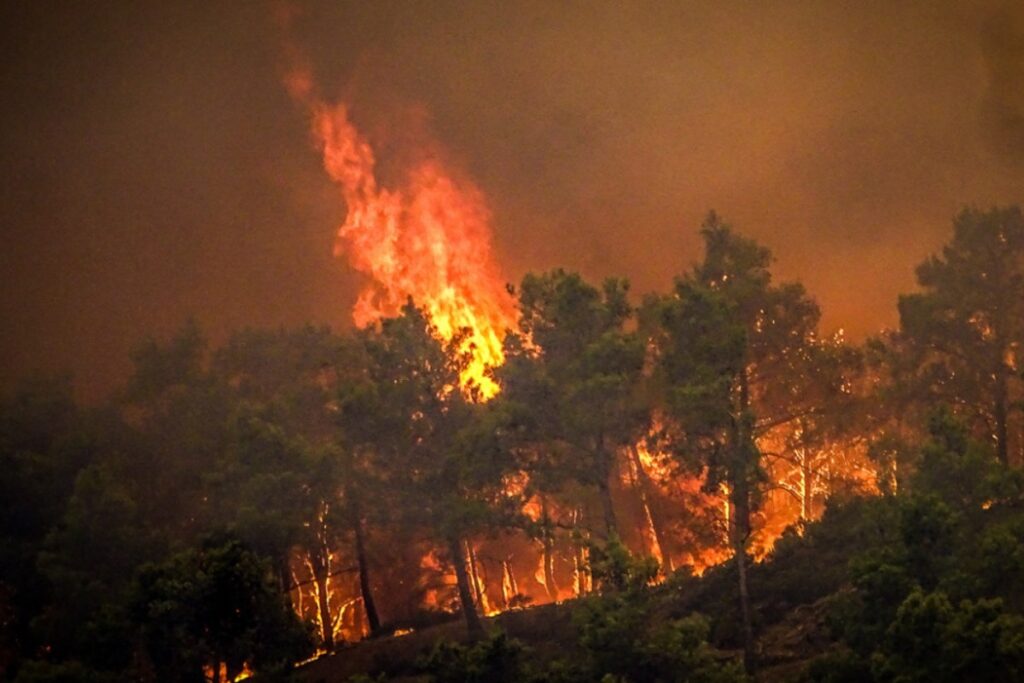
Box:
[309,103,515,397]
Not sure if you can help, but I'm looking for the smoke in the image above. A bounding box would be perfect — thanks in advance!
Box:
[1,1,1022,398]
[286,0,1024,334]
[980,3,1024,163]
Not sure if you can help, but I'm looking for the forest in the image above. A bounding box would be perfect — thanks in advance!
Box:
[3,205,1024,683]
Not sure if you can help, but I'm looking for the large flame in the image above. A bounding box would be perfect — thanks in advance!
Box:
[288,65,515,396]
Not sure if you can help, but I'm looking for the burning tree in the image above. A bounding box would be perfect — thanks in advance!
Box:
[499,270,648,540]
[896,206,1024,467]
[644,213,828,671]
[342,302,521,639]
[292,82,516,398]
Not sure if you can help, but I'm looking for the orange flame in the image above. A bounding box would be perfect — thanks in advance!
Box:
[287,68,515,396]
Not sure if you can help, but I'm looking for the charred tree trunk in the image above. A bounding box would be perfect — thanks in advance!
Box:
[995,367,1010,466]
[540,498,558,601]
[352,511,381,637]
[731,482,756,673]
[277,554,293,610]
[571,507,591,595]
[449,536,485,639]
[596,467,618,539]
[466,541,490,615]
[733,368,756,673]
[629,445,673,573]
[311,547,334,651]
[501,559,519,608]
[800,448,813,521]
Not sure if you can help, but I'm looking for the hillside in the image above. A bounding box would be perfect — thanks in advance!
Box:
[291,428,1024,682]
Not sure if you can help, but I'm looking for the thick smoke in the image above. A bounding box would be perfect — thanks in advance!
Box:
[0,0,1022,398]
[981,3,1024,163]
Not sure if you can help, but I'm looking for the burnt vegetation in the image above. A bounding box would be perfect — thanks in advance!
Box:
[3,206,1024,682]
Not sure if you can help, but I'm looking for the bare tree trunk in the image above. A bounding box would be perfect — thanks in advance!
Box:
[734,368,756,673]
[571,507,590,595]
[277,554,293,610]
[466,541,491,615]
[311,546,334,651]
[995,369,1010,466]
[292,568,306,617]
[501,559,519,608]
[449,537,485,639]
[732,484,756,673]
[573,544,589,596]
[629,445,673,573]
[800,449,812,521]
[596,473,618,538]
[353,511,381,637]
[540,497,558,600]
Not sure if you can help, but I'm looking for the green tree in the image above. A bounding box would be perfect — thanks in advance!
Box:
[767,332,865,521]
[499,269,647,540]
[645,214,823,671]
[133,535,312,683]
[120,322,232,546]
[420,632,530,683]
[897,206,1024,465]
[35,464,159,671]
[0,377,95,673]
[210,326,370,647]
[574,541,746,683]
[873,590,1024,683]
[344,302,518,639]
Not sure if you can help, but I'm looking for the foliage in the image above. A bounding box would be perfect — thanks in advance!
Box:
[420,632,532,683]
[573,596,746,683]
[3,206,1024,681]
[645,213,836,671]
[873,590,1024,683]
[568,539,746,682]
[132,535,313,682]
[588,536,660,593]
[811,410,1024,681]
[498,269,647,538]
[895,206,1024,465]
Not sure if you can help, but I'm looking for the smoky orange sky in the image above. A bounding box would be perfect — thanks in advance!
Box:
[1,1,1022,400]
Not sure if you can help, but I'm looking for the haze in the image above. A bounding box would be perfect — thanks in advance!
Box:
[2,0,1022,399]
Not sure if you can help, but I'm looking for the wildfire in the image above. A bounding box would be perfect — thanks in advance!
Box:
[274,27,878,646]
[286,61,515,397]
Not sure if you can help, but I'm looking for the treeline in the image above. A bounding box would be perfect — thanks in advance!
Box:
[407,408,1024,682]
[1,206,1022,682]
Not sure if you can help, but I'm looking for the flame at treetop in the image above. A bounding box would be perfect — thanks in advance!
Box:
[286,64,515,397]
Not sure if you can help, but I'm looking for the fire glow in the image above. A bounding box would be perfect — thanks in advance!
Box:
[280,49,876,645]
[287,66,515,397]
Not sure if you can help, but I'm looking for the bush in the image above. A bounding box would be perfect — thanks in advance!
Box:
[132,534,313,682]
[574,591,745,682]
[419,632,532,683]
[588,536,659,593]
[872,590,1024,683]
